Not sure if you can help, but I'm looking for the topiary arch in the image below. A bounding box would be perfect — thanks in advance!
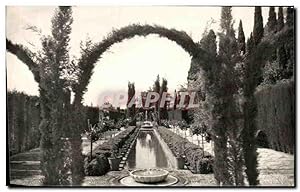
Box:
[6,23,213,185]
[72,24,212,105]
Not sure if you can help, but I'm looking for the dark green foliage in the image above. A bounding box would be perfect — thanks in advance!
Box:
[157,127,213,174]
[238,20,246,55]
[267,7,277,33]
[253,7,264,46]
[255,79,295,154]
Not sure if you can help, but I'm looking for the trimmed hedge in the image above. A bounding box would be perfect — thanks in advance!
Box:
[255,79,295,154]
[84,126,138,175]
[7,91,41,154]
[157,127,213,174]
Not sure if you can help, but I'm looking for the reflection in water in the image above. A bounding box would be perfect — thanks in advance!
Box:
[126,131,169,169]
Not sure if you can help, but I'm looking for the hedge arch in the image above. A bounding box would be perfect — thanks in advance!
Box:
[72,24,212,105]
[6,23,213,185]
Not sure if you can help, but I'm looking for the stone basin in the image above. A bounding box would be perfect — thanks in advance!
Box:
[130,168,169,183]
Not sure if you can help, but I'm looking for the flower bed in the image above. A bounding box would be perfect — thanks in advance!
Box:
[84,126,138,176]
[157,127,213,174]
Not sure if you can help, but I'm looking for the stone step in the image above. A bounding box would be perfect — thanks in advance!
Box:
[10,169,42,179]
[10,152,41,161]
[10,174,44,180]
[10,161,40,170]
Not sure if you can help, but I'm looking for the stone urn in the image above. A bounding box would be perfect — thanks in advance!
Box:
[108,156,122,171]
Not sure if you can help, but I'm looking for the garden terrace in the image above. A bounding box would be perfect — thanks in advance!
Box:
[157,127,214,174]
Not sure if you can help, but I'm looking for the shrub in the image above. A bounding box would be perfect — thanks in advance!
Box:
[157,127,214,174]
[84,154,110,176]
[84,126,139,175]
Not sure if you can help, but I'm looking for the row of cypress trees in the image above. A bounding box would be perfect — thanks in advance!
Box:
[190,6,294,186]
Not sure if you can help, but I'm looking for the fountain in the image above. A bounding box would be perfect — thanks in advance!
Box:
[130,168,169,183]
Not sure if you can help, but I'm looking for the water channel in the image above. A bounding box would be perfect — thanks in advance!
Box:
[126,130,170,169]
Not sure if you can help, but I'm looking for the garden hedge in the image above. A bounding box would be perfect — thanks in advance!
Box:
[157,127,213,174]
[255,79,295,154]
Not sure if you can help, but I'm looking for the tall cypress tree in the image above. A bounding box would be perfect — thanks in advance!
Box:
[266,7,277,61]
[127,82,136,120]
[160,78,168,120]
[212,6,245,186]
[238,20,246,55]
[253,7,264,46]
[277,7,288,77]
[277,7,284,31]
[38,6,75,185]
[241,8,264,186]
[153,75,161,123]
[285,7,295,78]
[267,7,277,33]
[286,7,294,28]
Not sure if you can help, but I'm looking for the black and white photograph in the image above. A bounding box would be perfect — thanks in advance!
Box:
[5,5,295,187]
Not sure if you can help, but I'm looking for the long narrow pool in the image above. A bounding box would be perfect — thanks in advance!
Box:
[126,130,170,169]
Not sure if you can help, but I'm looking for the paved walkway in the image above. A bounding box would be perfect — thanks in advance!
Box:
[169,126,294,186]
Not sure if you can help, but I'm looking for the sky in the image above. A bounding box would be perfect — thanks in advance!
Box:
[6,6,271,106]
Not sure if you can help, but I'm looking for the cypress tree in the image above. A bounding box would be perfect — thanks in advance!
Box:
[220,6,233,35]
[241,10,262,185]
[243,35,260,186]
[211,6,245,186]
[276,7,288,78]
[267,7,277,33]
[266,7,277,61]
[198,29,223,184]
[160,78,168,120]
[253,7,264,46]
[247,33,254,54]
[286,7,294,28]
[277,7,284,31]
[285,7,295,78]
[238,20,246,55]
[153,75,161,123]
[127,82,136,120]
